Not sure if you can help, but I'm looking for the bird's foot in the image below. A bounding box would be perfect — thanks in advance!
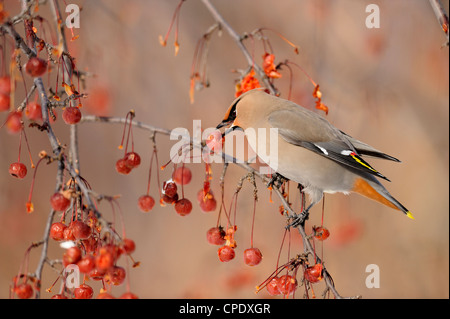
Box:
[286,207,311,229]
[267,173,289,189]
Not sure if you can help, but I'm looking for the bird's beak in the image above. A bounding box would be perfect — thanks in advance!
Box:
[216,121,244,138]
[216,119,232,129]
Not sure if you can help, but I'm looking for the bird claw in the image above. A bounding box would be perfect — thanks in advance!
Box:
[286,207,310,229]
[267,173,289,189]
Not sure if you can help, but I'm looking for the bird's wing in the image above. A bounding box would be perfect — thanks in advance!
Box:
[268,109,391,181]
[338,130,401,162]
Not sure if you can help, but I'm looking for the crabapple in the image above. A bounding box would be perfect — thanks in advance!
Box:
[218,245,235,262]
[206,227,226,245]
[162,192,178,204]
[138,195,155,212]
[116,158,132,175]
[50,222,67,241]
[77,254,96,274]
[63,246,82,266]
[124,152,141,169]
[0,76,11,94]
[105,266,126,286]
[277,274,298,296]
[95,247,115,271]
[25,102,42,121]
[25,57,47,77]
[14,283,33,299]
[50,192,70,211]
[122,238,136,254]
[63,226,75,241]
[162,181,178,198]
[9,162,27,179]
[74,284,94,299]
[243,247,262,266]
[62,106,82,125]
[313,226,330,241]
[0,93,10,111]
[5,111,22,134]
[172,166,192,185]
[97,292,115,299]
[304,264,323,283]
[266,277,281,296]
[120,292,139,299]
[70,220,92,240]
[174,198,193,216]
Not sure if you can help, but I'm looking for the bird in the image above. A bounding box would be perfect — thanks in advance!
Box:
[216,89,413,221]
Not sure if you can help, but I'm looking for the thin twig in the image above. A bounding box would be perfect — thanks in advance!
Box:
[200,0,278,95]
[429,0,450,46]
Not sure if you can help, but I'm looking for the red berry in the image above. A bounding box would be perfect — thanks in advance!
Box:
[105,266,126,286]
[74,284,93,299]
[97,292,115,299]
[25,57,47,77]
[95,247,115,271]
[50,222,68,241]
[218,245,235,262]
[25,102,42,121]
[243,247,263,266]
[172,166,192,185]
[89,268,106,281]
[120,292,139,299]
[116,158,132,175]
[162,192,178,204]
[62,106,82,124]
[70,220,92,240]
[77,254,96,274]
[0,76,11,95]
[63,227,75,241]
[206,227,226,245]
[122,238,136,254]
[138,195,155,212]
[266,277,281,296]
[0,93,10,111]
[14,283,34,299]
[51,294,68,299]
[125,152,141,169]
[206,130,224,152]
[304,264,323,283]
[50,192,70,211]
[63,246,82,266]
[162,181,178,198]
[5,111,22,134]
[174,198,193,216]
[199,195,217,213]
[9,162,27,179]
[277,275,298,296]
[313,226,330,241]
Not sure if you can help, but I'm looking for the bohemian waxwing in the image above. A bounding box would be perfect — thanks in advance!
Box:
[217,89,413,219]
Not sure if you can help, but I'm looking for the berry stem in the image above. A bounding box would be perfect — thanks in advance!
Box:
[26,157,45,214]
[250,197,257,248]
[22,127,35,168]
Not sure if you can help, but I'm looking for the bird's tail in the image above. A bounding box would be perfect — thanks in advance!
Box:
[352,177,414,219]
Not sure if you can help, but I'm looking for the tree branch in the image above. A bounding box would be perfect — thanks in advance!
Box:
[429,0,450,46]
[200,0,278,95]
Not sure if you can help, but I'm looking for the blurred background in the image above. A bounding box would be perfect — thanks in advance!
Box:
[0,0,448,299]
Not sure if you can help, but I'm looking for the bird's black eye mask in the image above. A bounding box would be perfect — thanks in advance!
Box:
[217,102,237,129]
[216,98,244,137]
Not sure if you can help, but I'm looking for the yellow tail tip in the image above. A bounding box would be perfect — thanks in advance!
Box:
[406,211,415,220]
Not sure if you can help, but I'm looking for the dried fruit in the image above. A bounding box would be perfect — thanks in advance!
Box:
[243,247,262,266]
